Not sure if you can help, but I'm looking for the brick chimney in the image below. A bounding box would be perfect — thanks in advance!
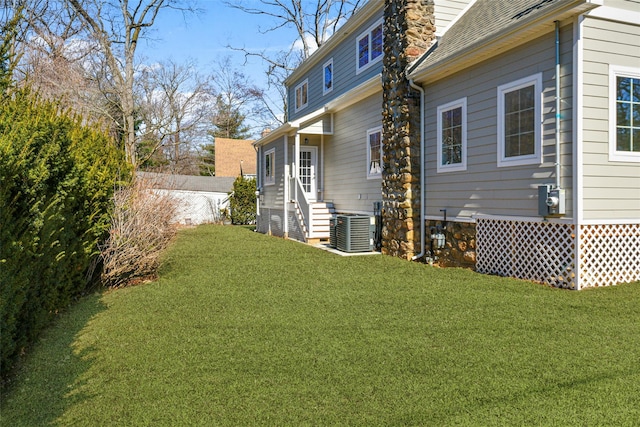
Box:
[381,0,435,260]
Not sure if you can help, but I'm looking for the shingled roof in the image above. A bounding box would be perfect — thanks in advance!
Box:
[138,172,235,193]
[409,0,600,82]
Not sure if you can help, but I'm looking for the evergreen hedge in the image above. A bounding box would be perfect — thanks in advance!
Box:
[228,176,257,225]
[0,89,128,378]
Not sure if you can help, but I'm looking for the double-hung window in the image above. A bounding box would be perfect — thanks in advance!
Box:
[323,59,333,95]
[497,73,542,167]
[609,65,640,162]
[264,148,275,185]
[295,79,308,112]
[437,98,467,172]
[367,127,383,179]
[356,20,383,74]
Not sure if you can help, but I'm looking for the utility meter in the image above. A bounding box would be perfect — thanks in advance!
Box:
[538,184,565,217]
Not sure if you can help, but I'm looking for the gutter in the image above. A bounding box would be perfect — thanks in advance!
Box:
[408,78,425,261]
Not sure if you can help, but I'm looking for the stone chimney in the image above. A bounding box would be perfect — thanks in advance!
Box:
[381,0,435,260]
[261,128,272,138]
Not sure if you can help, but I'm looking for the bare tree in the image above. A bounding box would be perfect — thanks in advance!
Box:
[227,0,363,59]
[63,0,199,168]
[226,0,363,125]
[209,56,263,139]
[136,58,213,172]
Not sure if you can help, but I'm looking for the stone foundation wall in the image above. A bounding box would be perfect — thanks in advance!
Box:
[424,220,477,269]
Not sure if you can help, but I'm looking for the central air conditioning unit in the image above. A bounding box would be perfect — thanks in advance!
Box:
[335,214,375,253]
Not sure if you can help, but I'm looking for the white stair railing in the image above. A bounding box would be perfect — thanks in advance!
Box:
[291,175,313,236]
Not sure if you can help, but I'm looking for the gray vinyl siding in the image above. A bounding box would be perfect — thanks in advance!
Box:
[434,0,472,34]
[260,137,287,209]
[324,92,383,213]
[423,25,575,219]
[287,11,384,122]
[581,15,640,220]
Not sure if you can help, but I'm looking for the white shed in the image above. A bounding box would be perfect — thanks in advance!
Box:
[138,172,236,225]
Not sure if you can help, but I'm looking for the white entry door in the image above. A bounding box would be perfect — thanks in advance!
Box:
[299,146,317,201]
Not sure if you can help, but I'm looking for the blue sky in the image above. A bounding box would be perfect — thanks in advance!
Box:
[137,1,301,133]
[141,1,295,86]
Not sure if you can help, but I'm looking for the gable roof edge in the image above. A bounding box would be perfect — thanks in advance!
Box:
[408,0,601,83]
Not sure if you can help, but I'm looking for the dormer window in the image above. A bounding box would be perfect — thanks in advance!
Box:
[356,19,383,74]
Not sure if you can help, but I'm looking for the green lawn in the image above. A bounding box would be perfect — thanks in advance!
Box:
[2,225,640,426]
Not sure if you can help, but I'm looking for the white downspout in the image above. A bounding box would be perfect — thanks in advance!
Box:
[320,134,325,201]
[255,144,260,218]
[283,134,289,237]
[555,20,562,190]
[409,78,425,261]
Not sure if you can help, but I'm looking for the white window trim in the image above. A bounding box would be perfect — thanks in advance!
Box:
[294,79,308,113]
[264,148,275,186]
[323,58,333,95]
[609,65,640,163]
[356,19,383,75]
[497,73,543,167]
[366,126,383,179]
[437,97,467,173]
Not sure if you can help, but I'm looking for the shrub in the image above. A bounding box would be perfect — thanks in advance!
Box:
[0,88,128,378]
[228,176,256,225]
[99,176,178,288]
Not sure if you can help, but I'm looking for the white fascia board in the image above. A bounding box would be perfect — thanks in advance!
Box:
[252,123,294,147]
[290,106,330,128]
[254,106,330,148]
[325,74,382,112]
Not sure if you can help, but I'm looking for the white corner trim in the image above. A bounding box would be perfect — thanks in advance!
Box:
[574,15,585,225]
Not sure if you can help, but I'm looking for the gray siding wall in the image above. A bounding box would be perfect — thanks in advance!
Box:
[603,0,640,12]
[287,11,385,121]
[581,15,640,220]
[434,0,472,35]
[324,92,383,213]
[423,25,575,219]
[259,136,288,209]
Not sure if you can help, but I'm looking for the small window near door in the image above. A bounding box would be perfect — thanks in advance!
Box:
[264,148,275,185]
[367,127,382,179]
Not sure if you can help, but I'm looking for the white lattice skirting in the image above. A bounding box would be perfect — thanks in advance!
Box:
[476,219,640,289]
